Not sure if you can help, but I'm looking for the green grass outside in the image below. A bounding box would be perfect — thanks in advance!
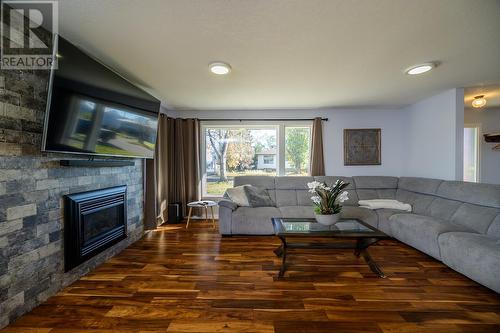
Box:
[206,181,233,195]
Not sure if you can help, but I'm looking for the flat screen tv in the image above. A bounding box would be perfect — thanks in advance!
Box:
[42,35,160,159]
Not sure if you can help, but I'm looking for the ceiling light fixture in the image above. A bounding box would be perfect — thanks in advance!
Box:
[405,62,436,75]
[472,95,487,108]
[209,62,231,75]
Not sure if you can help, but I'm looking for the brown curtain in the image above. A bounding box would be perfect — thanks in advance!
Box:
[310,117,325,176]
[156,115,201,224]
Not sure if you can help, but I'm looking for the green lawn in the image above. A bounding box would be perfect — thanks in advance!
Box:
[206,181,233,195]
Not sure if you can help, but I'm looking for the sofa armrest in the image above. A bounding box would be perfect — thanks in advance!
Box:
[218,199,237,235]
[218,199,238,211]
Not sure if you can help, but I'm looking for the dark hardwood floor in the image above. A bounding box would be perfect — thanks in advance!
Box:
[3,220,500,333]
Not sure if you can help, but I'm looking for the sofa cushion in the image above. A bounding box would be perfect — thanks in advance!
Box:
[353,176,399,189]
[398,177,443,195]
[396,189,435,215]
[375,209,401,236]
[450,203,500,234]
[427,198,462,220]
[296,189,312,206]
[340,206,378,229]
[231,207,281,235]
[340,190,359,206]
[275,190,298,207]
[278,206,315,218]
[244,186,275,207]
[275,176,313,190]
[274,177,314,207]
[486,213,500,238]
[234,176,275,189]
[225,185,250,206]
[314,176,355,189]
[389,213,473,260]
[436,181,500,209]
[356,189,397,200]
[438,232,500,293]
[267,190,277,203]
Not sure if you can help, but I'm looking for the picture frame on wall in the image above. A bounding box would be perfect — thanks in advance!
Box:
[344,128,381,165]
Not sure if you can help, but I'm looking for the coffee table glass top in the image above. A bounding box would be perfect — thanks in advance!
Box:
[272,217,385,237]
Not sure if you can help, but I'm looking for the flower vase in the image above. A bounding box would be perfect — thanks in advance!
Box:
[314,213,340,226]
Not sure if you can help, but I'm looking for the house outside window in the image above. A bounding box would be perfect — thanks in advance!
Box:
[201,121,312,197]
[259,152,276,168]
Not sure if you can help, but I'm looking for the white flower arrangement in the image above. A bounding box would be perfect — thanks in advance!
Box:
[307,179,350,215]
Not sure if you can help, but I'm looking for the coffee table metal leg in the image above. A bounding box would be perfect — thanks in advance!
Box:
[354,238,379,258]
[274,244,283,257]
[354,239,362,257]
[361,249,386,278]
[277,237,287,278]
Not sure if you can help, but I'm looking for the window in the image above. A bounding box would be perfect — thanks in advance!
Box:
[201,121,312,196]
[463,125,480,182]
[263,155,275,165]
[285,126,312,176]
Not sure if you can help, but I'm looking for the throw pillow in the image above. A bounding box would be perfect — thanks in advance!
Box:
[225,185,250,206]
[244,186,275,207]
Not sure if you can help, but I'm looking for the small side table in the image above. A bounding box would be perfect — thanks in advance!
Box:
[186,201,217,229]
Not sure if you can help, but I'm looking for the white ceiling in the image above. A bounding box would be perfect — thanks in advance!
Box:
[57,0,500,110]
[465,85,500,109]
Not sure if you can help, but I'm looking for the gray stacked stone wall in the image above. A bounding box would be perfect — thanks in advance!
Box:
[0,13,145,328]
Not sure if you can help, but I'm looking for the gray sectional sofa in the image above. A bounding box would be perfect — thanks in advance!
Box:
[218,176,500,293]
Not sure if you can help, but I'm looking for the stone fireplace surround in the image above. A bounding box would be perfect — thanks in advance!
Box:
[0,155,144,328]
[0,33,145,331]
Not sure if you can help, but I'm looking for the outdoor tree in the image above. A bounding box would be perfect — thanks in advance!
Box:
[226,129,254,172]
[285,128,310,173]
[265,133,276,149]
[254,142,265,154]
[206,129,229,181]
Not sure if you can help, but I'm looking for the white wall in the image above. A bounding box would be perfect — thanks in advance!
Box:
[181,107,408,177]
[464,107,500,185]
[169,88,465,180]
[401,89,464,180]
[160,105,179,117]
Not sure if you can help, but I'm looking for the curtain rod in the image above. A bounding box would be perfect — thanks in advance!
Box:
[197,118,328,122]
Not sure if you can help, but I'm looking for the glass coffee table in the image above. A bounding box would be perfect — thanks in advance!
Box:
[271,217,390,278]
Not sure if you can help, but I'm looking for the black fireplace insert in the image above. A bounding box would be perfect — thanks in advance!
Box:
[64,185,127,271]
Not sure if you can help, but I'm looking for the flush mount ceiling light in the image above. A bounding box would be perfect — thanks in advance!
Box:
[404,62,436,75]
[209,62,231,75]
[472,95,487,108]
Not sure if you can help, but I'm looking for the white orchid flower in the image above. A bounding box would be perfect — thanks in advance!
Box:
[307,181,321,189]
[338,191,349,203]
[311,196,321,204]
[307,181,325,193]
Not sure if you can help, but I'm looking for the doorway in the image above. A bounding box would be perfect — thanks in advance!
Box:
[463,125,480,182]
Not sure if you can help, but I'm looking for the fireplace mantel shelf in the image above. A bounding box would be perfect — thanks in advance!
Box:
[60,160,136,167]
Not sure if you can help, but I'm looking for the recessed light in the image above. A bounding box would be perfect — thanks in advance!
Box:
[209,62,231,75]
[472,95,487,108]
[405,62,436,75]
